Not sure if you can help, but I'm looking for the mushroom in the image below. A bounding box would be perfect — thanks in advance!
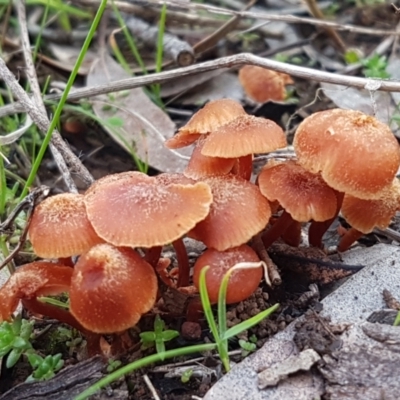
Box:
[0,262,73,322]
[239,65,292,103]
[293,109,400,200]
[192,245,263,304]
[258,160,337,248]
[183,136,236,180]
[69,243,157,333]
[28,193,103,258]
[189,175,271,251]
[165,99,246,149]
[338,180,400,251]
[84,172,212,287]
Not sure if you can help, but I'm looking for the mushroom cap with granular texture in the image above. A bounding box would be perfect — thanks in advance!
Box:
[239,65,291,103]
[201,115,287,159]
[69,244,157,333]
[164,132,201,149]
[84,171,213,248]
[178,99,246,135]
[341,180,400,234]
[258,160,337,222]
[28,193,103,258]
[293,109,400,199]
[0,262,73,321]
[192,245,262,304]
[188,175,271,251]
[184,136,236,179]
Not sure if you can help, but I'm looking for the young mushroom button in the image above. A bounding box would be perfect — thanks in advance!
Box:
[69,244,157,333]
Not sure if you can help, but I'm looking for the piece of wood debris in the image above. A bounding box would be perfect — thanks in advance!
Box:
[257,348,321,389]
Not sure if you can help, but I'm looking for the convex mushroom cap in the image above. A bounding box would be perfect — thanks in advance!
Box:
[201,115,287,159]
[258,160,337,222]
[239,65,293,103]
[293,109,400,199]
[165,99,246,149]
[84,171,213,247]
[28,193,103,258]
[189,175,271,250]
[0,262,72,321]
[69,244,157,333]
[193,245,263,304]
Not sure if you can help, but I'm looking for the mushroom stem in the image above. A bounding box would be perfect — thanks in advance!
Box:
[262,210,294,249]
[174,238,190,288]
[281,220,302,247]
[144,246,162,268]
[231,155,253,181]
[337,227,363,252]
[308,191,344,248]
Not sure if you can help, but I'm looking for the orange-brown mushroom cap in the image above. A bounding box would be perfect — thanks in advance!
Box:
[189,175,271,250]
[28,193,103,258]
[69,244,157,333]
[201,115,287,159]
[184,137,236,179]
[84,171,213,247]
[258,160,337,222]
[0,262,72,321]
[293,109,400,199]
[164,132,201,149]
[193,245,263,304]
[179,99,246,135]
[239,65,291,103]
[341,180,400,234]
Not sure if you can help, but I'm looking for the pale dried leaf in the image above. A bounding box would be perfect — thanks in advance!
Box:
[86,52,189,173]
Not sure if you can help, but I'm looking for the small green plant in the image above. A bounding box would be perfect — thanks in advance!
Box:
[26,353,64,382]
[361,54,390,79]
[75,264,279,400]
[180,368,193,383]
[0,315,34,368]
[238,338,257,357]
[140,315,179,358]
[107,359,122,373]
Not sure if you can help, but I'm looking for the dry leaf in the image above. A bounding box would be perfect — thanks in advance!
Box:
[86,52,189,173]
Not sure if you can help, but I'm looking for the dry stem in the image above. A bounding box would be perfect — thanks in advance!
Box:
[1,52,400,119]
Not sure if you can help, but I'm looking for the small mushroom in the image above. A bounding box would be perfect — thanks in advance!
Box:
[28,193,103,258]
[69,244,158,333]
[338,180,400,251]
[165,99,246,149]
[84,171,212,248]
[258,160,337,248]
[239,65,292,103]
[293,109,400,199]
[189,175,271,251]
[192,245,263,304]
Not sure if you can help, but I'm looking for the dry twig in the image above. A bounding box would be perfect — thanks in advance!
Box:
[2,52,400,119]
[16,0,81,193]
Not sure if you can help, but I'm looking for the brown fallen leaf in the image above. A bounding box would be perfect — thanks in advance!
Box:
[86,51,190,173]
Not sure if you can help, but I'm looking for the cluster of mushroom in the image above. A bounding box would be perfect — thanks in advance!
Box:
[1,99,399,341]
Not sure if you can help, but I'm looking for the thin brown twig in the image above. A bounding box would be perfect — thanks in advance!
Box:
[93,0,400,37]
[303,0,346,53]
[16,0,79,193]
[1,52,400,119]
[0,56,94,186]
[193,0,256,55]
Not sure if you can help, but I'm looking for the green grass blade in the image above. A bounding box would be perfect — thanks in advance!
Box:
[74,343,217,400]
[20,0,108,199]
[198,266,220,343]
[223,303,279,340]
[153,3,167,98]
